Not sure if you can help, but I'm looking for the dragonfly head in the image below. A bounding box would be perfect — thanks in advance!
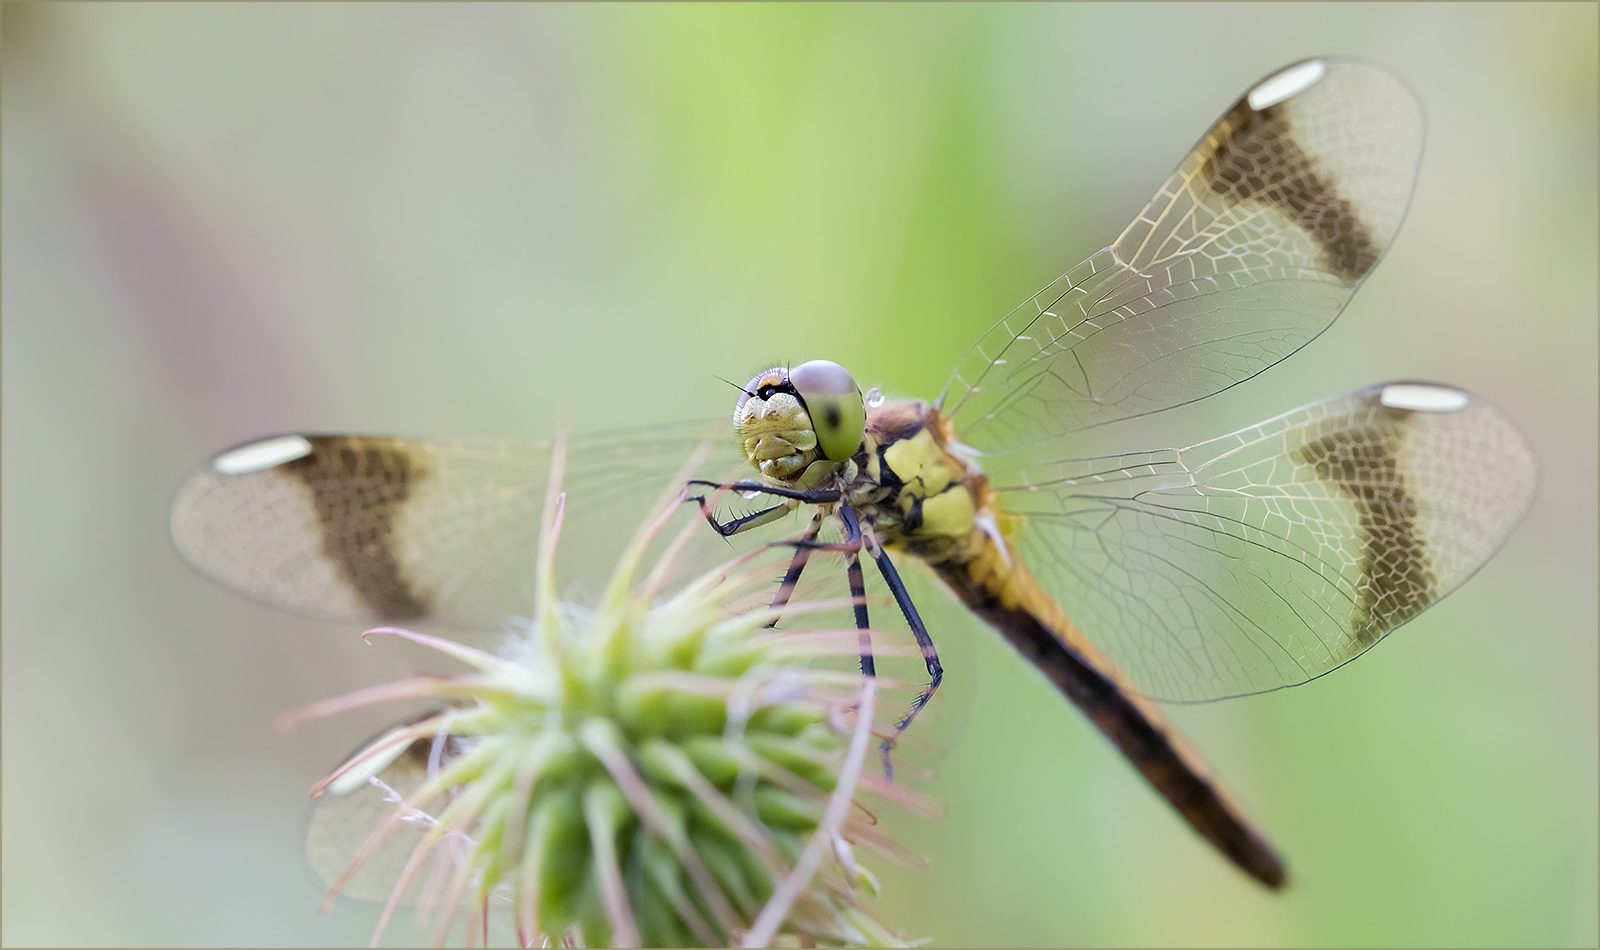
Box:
[735,360,867,486]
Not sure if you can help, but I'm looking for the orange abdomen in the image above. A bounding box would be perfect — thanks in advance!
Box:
[933,527,1288,889]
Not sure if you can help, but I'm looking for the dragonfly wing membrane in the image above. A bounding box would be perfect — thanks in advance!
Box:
[169,421,756,630]
[943,59,1425,449]
[992,383,1536,701]
[304,731,447,905]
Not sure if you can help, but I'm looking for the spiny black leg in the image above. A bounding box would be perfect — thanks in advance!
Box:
[845,553,873,678]
[686,480,841,539]
[685,479,841,505]
[868,544,943,781]
[777,536,858,552]
[836,507,874,680]
[688,495,789,538]
[765,512,824,628]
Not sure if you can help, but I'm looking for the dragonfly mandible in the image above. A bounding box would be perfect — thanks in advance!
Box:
[171,59,1537,890]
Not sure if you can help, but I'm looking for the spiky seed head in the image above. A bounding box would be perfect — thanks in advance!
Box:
[283,448,939,947]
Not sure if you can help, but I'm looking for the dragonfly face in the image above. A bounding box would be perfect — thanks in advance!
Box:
[733,360,866,485]
[171,59,1537,893]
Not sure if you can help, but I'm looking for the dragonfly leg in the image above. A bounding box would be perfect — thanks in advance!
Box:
[867,541,942,782]
[764,512,824,628]
[685,480,841,538]
[685,479,842,505]
[689,496,793,538]
[835,507,875,680]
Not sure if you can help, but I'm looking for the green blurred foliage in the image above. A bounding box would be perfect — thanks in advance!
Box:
[3,3,1594,946]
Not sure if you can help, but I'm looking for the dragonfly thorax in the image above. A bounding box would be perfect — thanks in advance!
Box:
[851,401,991,567]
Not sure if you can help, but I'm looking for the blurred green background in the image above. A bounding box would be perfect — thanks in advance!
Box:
[4,3,1595,946]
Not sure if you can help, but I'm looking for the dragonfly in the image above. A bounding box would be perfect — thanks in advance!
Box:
[171,59,1537,891]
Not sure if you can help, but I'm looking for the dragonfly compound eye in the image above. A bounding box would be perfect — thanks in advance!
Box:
[788,360,866,462]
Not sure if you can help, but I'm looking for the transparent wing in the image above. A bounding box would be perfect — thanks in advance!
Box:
[940,59,1425,450]
[990,383,1536,702]
[304,722,467,906]
[169,420,787,630]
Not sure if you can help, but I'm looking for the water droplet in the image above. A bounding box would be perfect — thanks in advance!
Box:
[864,387,885,408]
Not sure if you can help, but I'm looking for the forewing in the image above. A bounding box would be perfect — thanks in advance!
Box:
[169,421,762,630]
[991,383,1536,701]
[942,59,1425,449]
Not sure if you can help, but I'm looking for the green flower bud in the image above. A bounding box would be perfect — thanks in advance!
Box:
[283,448,938,947]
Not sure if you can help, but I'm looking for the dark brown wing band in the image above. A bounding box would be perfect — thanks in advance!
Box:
[1201,97,1380,285]
[283,436,432,620]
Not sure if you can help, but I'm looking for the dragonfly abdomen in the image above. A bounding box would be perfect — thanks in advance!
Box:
[933,529,1290,890]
